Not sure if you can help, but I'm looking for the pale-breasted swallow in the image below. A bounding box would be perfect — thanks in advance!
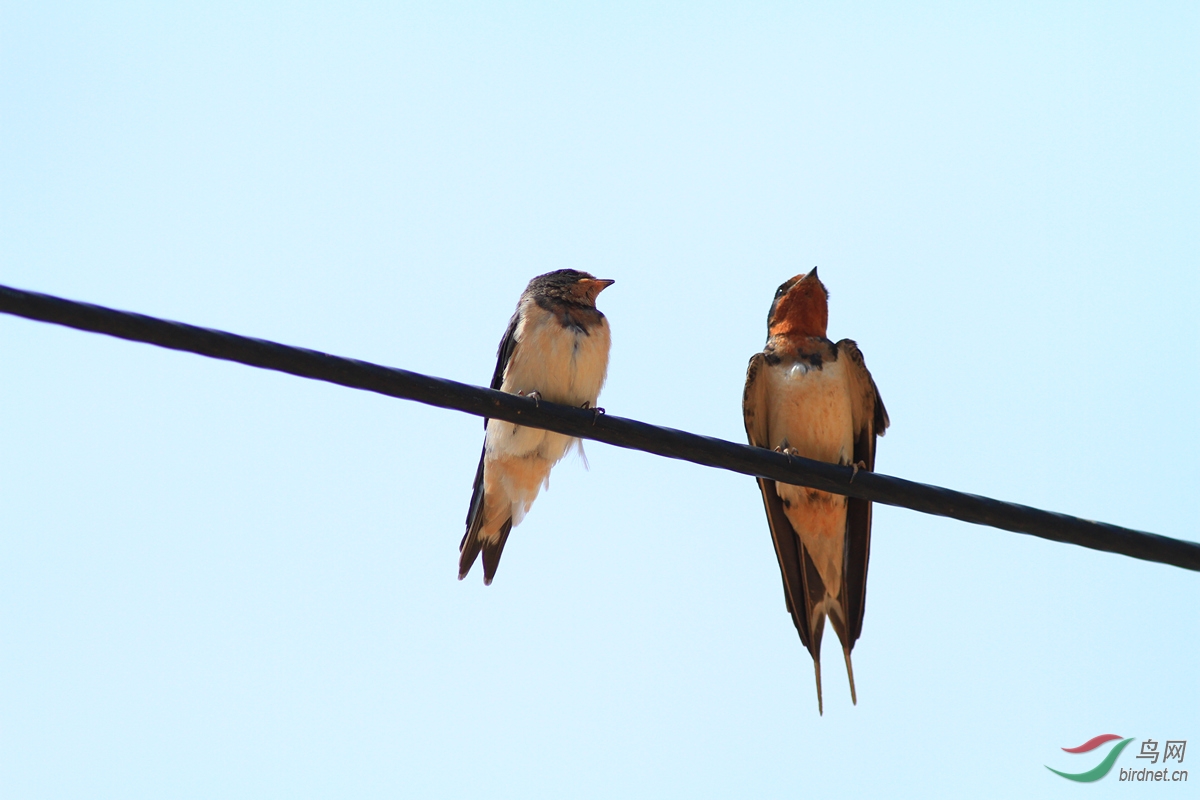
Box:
[741,268,889,714]
[459,270,614,584]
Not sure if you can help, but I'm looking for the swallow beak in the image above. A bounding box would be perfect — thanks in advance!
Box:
[583,278,615,295]
[807,266,819,281]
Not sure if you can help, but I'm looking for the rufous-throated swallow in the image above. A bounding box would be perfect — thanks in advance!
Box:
[459,270,614,584]
[742,268,889,714]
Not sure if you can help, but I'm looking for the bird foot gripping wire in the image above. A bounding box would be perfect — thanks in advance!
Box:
[517,390,542,407]
[581,400,605,425]
[773,442,800,461]
[849,460,868,483]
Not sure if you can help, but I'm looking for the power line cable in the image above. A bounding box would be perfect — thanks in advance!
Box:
[1,282,1196,572]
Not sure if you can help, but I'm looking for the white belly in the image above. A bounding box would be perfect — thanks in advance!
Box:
[501,309,611,407]
[763,357,854,464]
[764,357,854,597]
[484,310,611,522]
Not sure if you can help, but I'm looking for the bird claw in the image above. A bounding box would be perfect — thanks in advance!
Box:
[849,460,868,482]
[581,401,605,425]
[518,390,542,407]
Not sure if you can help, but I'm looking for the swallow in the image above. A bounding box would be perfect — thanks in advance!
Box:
[741,268,889,714]
[459,269,614,584]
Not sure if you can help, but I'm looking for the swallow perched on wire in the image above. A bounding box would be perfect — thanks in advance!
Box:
[742,268,889,714]
[459,269,615,585]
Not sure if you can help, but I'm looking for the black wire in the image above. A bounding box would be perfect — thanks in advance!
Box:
[2,282,1197,572]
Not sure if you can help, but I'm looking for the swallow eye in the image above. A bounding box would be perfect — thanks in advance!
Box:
[775,286,788,299]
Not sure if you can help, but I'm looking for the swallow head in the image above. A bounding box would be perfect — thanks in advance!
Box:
[527,269,615,307]
[767,267,829,339]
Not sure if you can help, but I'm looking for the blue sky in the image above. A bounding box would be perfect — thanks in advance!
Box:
[2,3,1196,797]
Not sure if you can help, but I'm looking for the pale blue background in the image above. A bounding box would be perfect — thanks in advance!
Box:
[1,3,1196,797]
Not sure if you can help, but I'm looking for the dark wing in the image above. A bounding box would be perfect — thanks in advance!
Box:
[459,440,512,584]
[459,444,488,579]
[460,307,522,579]
[837,339,889,646]
[487,308,521,409]
[743,352,821,659]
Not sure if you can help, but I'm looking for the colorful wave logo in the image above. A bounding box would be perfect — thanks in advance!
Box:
[1046,734,1134,782]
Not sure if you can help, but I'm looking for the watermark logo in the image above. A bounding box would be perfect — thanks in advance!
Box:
[1046,735,1187,783]
[1046,734,1134,782]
